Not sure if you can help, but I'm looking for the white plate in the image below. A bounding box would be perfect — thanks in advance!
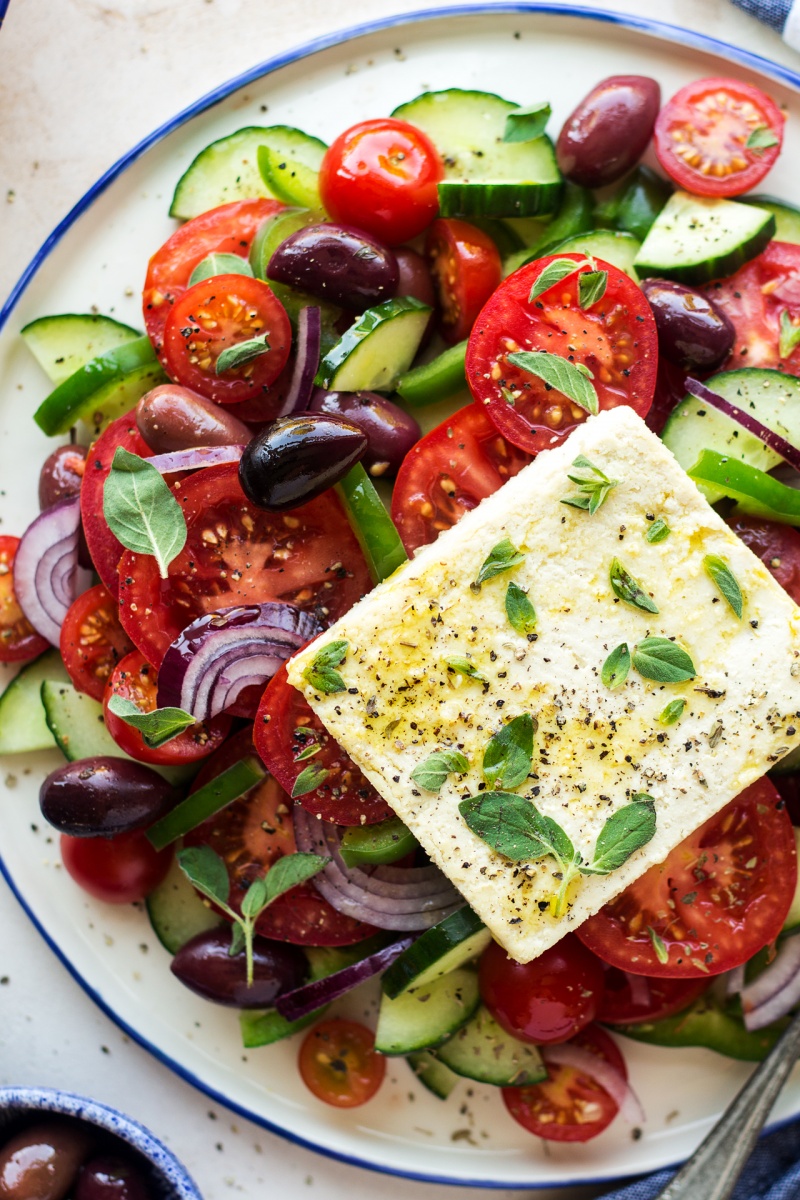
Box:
[2,5,800,1189]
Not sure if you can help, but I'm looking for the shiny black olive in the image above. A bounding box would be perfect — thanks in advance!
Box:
[309,390,421,477]
[267,224,399,312]
[640,278,735,372]
[39,757,178,837]
[170,927,307,1007]
[556,76,661,188]
[239,414,368,510]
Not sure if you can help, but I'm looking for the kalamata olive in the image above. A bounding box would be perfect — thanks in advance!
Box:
[309,390,421,477]
[640,279,735,372]
[135,384,250,453]
[394,247,436,309]
[74,1156,150,1200]
[239,414,367,510]
[38,445,88,511]
[170,926,307,1007]
[39,757,178,837]
[0,1120,93,1200]
[556,75,661,188]
[267,224,399,312]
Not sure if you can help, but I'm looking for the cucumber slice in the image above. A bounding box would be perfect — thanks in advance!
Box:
[382,907,491,998]
[396,341,467,407]
[635,190,775,285]
[316,297,431,392]
[335,463,407,584]
[0,650,69,755]
[21,314,140,386]
[374,966,480,1055]
[660,368,800,502]
[392,89,561,219]
[546,229,641,279]
[146,853,223,954]
[782,827,800,935]
[743,195,800,245]
[435,1006,546,1087]
[169,125,327,221]
[407,1050,458,1099]
[33,337,166,438]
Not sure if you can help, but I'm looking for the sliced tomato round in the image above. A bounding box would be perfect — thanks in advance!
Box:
[103,649,231,765]
[162,274,291,405]
[142,198,284,357]
[466,254,657,455]
[577,778,797,978]
[727,515,800,605]
[597,967,709,1026]
[0,535,50,663]
[81,414,153,597]
[184,729,377,945]
[298,1018,386,1107]
[425,218,502,344]
[117,463,371,669]
[254,662,393,826]
[390,405,532,554]
[60,583,134,700]
[502,1025,626,1143]
[704,242,800,374]
[654,77,784,198]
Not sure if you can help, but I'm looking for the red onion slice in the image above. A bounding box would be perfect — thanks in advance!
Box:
[293,805,461,930]
[726,964,746,997]
[156,603,322,721]
[685,377,800,473]
[147,445,245,475]
[14,497,84,645]
[276,307,322,417]
[741,936,800,1030]
[542,1043,644,1125]
[276,936,414,1022]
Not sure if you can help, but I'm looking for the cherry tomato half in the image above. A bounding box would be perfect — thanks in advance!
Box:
[466,254,657,455]
[81,414,153,598]
[704,241,800,375]
[60,583,134,701]
[298,1019,386,1107]
[0,536,49,663]
[480,935,605,1045]
[162,274,291,405]
[654,77,784,198]
[425,218,502,344]
[319,118,443,246]
[61,830,172,904]
[577,778,797,977]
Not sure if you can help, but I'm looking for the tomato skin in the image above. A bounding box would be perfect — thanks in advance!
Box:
[60,583,134,701]
[298,1019,386,1107]
[727,515,800,606]
[705,242,800,375]
[597,967,709,1026]
[61,830,172,903]
[319,118,443,246]
[0,536,50,663]
[81,415,153,598]
[502,1025,625,1143]
[466,254,657,455]
[480,935,606,1045]
[390,405,532,555]
[425,218,502,344]
[654,78,783,198]
[103,650,230,765]
[577,778,797,978]
[162,275,291,405]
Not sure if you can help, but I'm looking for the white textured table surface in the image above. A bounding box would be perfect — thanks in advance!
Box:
[0,2,798,1198]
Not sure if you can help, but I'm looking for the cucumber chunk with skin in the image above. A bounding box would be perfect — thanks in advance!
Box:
[0,650,69,755]
[635,190,775,285]
[316,297,431,392]
[21,314,140,386]
[407,1050,459,1099]
[743,194,800,245]
[146,853,224,954]
[382,907,491,998]
[374,966,480,1055]
[435,1005,547,1086]
[335,463,408,585]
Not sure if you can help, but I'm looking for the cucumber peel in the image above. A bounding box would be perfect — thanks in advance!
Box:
[21,314,140,386]
[336,463,407,584]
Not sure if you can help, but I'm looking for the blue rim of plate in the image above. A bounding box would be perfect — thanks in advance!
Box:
[2,4,800,1189]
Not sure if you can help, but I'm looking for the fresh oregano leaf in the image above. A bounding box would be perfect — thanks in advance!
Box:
[482,714,536,791]
[528,257,582,302]
[106,694,196,748]
[578,270,608,310]
[294,744,320,762]
[779,309,800,360]
[177,845,232,909]
[444,656,486,683]
[216,333,270,375]
[580,797,656,875]
[746,125,779,153]
[704,554,743,618]
[632,636,696,683]
[188,252,253,287]
[507,350,599,415]
[503,101,552,143]
[646,517,670,543]
[601,643,630,690]
[459,792,577,865]
[505,581,537,636]
[659,697,686,725]
[473,538,526,589]
[103,447,187,579]
[264,852,329,905]
[647,925,669,965]
[303,640,349,694]
[561,454,617,515]
[292,763,330,797]
[410,749,469,793]
[609,558,659,613]
[241,877,268,919]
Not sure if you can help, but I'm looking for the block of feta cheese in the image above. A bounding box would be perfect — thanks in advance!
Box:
[287,406,800,963]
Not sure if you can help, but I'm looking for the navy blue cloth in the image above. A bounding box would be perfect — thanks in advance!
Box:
[599,1118,800,1199]
[730,0,793,33]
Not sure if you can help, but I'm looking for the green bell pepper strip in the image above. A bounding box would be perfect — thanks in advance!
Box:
[688,450,800,527]
[340,816,419,868]
[336,463,407,585]
[503,181,594,274]
[33,336,165,436]
[594,165,672,242]
[609,992,788,1062]
[395,340,467,408]
[147,755,265,851]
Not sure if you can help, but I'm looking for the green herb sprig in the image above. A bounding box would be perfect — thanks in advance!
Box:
[561,455,618,515]
[188,253,253,287]
[473,538,525,590]
[106,694,196,748]
[482,714,536,791]
[216,334,271,375]
[646,518,670,543]
[503,101,552,143]
[103,448,187,579]
[746,125,779,153]
[609,558,659,613]
[505,581,537,637]
[507,350,599,416]
[303,640,349,694]
[704,555,743,619]
[411,749,469,793]
[578,270,608,310]
[601,643,631,689]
